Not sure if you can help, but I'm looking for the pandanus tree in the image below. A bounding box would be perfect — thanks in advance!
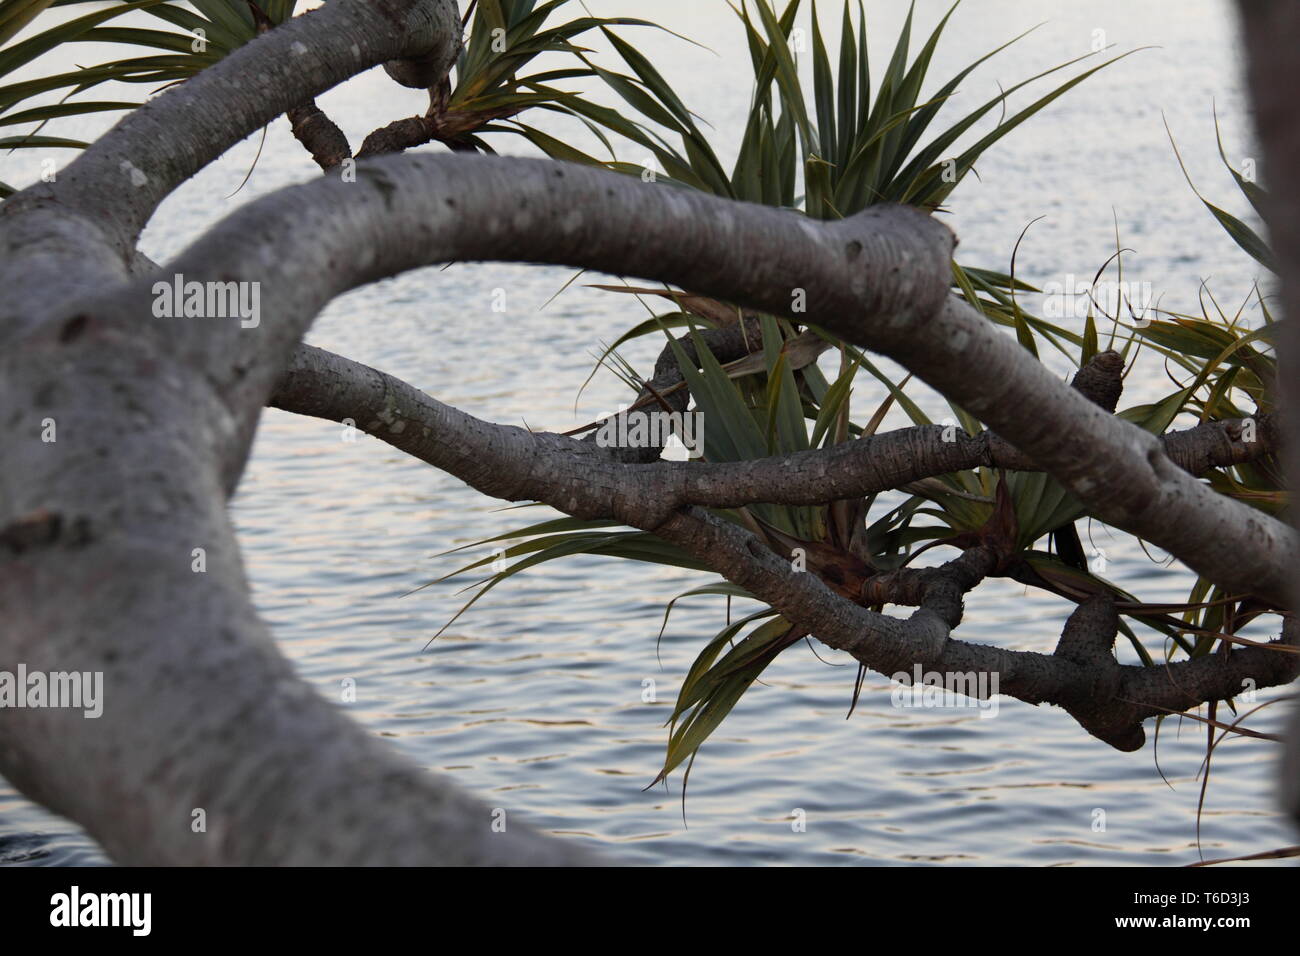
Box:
[0,0,1298,864]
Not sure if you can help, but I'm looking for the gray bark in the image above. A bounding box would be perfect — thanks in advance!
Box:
[169,149,1297,607]
[270,345,1299,752]
[0,0,596,866]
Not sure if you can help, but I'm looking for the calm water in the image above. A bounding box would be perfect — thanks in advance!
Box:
[2,0,1293,866]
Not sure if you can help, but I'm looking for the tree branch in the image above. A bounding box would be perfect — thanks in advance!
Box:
[287,100,352,171]
[147,152,1298,605]
[0,0,460,334]
[273,344,1275,519]
[0,0,600,866]
[268,343,1300,749]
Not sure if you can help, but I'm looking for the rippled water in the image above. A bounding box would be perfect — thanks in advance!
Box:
[3,0,1294,866]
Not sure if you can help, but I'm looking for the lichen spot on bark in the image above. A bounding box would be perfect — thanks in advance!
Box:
[118,160,148,188]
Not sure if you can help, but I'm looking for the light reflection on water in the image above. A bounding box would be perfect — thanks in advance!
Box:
[3,0,1295,866]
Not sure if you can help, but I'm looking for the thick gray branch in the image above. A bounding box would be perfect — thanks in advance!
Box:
[270,344,1300,749]
[0,0,460,334]
[273,344,1274,525]
[148,152,1298,605]
[0,0,596,867]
